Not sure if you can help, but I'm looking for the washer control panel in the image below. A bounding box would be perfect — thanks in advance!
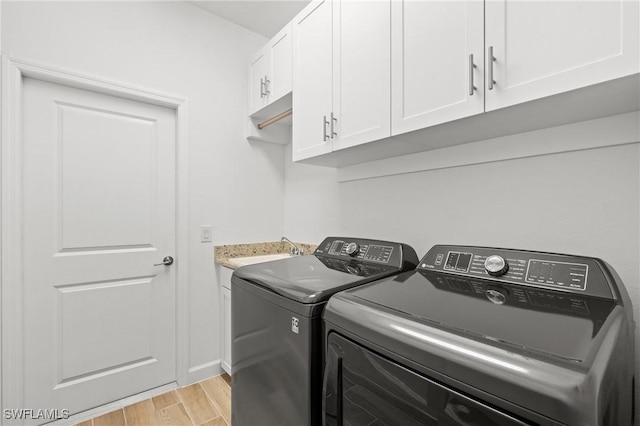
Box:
[314,237,413,267]
[419,245,614,300]
[329,240,393,263]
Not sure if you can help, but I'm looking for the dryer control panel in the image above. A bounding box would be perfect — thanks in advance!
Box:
[314,237,418,269]
[419,245,615,300]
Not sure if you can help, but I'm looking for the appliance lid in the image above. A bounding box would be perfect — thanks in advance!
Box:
[232,236,418,304]
[349,270,616,363]
[233,254,400,304]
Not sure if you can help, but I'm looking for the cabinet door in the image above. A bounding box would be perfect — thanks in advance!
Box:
[486,0,640,111]
[391,1,484,136]
[249,47,269,115]
[221,286,232,375]
[332,0,391,151]
[292,0,333,161]
[268,23,293,103]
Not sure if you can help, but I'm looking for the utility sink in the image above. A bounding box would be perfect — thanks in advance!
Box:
[229,253,293,268]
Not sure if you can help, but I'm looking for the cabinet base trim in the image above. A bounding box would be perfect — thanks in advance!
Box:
[296,74,639,170]
[337,111,639,182]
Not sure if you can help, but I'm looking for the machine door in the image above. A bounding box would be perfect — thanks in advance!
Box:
[324,332,531,426]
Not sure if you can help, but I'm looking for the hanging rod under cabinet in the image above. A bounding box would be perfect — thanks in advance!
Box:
[257,108,293,129]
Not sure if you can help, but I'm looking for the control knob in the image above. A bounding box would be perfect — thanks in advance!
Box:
[484,255,509,276]
[345,242,360,256]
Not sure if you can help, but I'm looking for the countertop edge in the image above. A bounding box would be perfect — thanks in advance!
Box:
[215,241,318,270]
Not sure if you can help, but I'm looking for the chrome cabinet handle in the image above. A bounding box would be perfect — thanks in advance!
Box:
[323,115,330,141]
[154,256,174,266]
[260,78,265,98]
[469,54,477,96]
[264,75,271,95]
[488,46,496,90]
[330,112,337,138]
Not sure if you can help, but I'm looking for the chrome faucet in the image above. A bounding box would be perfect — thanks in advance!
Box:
[281,236,304,256]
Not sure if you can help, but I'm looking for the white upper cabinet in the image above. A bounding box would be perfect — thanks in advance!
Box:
[293,0,391,160]
[249,23,293,116]
[391,1,484,136]
[292,0,333,161]
[332,0,391,151]
[267,24,293,104]
[288,0,639,166]
[485,0,640,111]
[249,49,269,114]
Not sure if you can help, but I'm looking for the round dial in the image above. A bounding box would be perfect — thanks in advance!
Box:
[345,242,360,256]
[484,255,509,276]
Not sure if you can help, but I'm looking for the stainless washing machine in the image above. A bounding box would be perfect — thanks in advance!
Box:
[323,245,635,425]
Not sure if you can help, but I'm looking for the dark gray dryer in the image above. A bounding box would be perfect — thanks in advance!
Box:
[323,245,635,426]
[231,237,418,426]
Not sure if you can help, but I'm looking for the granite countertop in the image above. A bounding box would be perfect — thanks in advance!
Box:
[214,241,318,270]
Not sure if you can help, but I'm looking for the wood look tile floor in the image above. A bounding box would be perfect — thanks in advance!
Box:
[76,374,231,426]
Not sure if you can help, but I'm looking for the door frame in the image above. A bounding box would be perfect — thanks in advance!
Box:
[0,56,191,418]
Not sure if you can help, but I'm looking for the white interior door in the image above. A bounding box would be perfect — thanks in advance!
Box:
[21,76,177,417]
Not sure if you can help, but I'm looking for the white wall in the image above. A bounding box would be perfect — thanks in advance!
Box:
[284,112,640,422]
[2,1,285,383]
[284,150,341,242]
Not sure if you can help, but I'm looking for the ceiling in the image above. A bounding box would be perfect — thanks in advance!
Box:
[188,1,311,38]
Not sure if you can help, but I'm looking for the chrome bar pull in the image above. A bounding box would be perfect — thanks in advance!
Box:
[260,78,265,98]
[264,75,271,95]
[330,112,337,138]
[488,46,496,90]
[469,54,477,96]
[154,256,174,266]
[323,115,330,141]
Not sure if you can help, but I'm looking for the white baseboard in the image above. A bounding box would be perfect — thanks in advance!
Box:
[42,360,223,426]
[50,382,178,426]
[186,359,222,385]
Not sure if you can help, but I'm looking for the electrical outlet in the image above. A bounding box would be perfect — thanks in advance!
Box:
[201,225,213,243]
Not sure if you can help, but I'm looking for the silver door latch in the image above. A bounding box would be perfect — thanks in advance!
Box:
[154,256,174,266]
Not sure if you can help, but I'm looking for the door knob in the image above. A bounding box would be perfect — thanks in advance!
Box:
[154,256,174,266]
